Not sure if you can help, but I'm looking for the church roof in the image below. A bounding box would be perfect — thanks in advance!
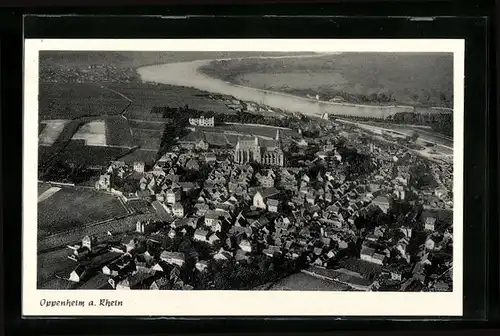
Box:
[236,137,259,149]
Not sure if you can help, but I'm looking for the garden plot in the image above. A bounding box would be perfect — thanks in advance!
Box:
[71,120,107,146]
[39,120,70,146]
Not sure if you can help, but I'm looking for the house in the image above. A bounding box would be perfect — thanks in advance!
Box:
[326,204,340,214]
[196,139,209,151]
[235,249,250,263]
[151,200,174,222]
[135,221,156,233]
[116,271,158,290]
[306,192,317,205]
[102,257,132,277]
[400,226,413,239]
[213,248,232,260]
[205,210,221,228]
[135,189,152,200]
[316,151,328,160]
[296,139,308,147]
[258,175,275,188]
[166,189,182,204]
[263,245,282,257]
[360,247,376,262]
[239,239,252,253]
[203,152,217,162]
[338,240,349,249]
[425,237,436,250]
[194,229,209,243]
[323,144,336,152]
[433,282,450,292]
[208,233,220,245]
[360,247,385,265]
[372,253,386,265]
[196,260,209,272]
[133,161,145,173]
[150,276,171,290]
[186,159,200,171]
[73,246,90,259]
[267,198,280,213]
[372,195,393,214]
[179,182,199,194]
[326,249,337,259]
[172,203,184,218]
[171,218,194,230]
[121,237,139,253]
[168,229,176,239]
[82,235,94,251]
[95,174,111,191]
[195,202,209,216]
[390,269,403,281]
[189,115,215,127]
[68,265,88,283]
[253,187,280,209]
[313,247,323,256]
[160,251,185,267]
[424,216,437,231]
[156,192,166,203]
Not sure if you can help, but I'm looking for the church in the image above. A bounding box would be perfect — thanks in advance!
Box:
[234,129,284,166]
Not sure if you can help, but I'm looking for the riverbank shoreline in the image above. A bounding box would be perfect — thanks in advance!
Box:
[139,61,413,119]
[197,56,453,112]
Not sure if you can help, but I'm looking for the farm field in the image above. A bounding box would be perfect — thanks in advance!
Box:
[38,213,159,253]
[38,183,52,195]
[126,199,155,214]
[265,272,351,291]
[132,129,162,151]
[71,120,107,146]
[37,187,128,239]
[200,53,454,109]
[38,186,61,203]
[54,141,133,167]
[39,276,79,290]
[38,119,85,167]
[105,115,135,147]
[39,81,240,170]
[39,120,71,146]
[128,119,165,131]
[104,82,236,118]
[39,83,130,120]
[39,116,136,170]
[37,248,76,287]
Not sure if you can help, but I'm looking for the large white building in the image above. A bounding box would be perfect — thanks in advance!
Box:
[189,116,215,127]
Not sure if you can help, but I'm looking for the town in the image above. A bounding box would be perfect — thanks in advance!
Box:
[49,106,453,292]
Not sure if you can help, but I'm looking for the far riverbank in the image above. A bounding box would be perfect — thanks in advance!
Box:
[138,57,421,119]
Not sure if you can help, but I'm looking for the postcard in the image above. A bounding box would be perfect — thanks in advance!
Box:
[23,38,464,316]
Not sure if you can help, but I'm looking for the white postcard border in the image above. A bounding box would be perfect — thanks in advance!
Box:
[23,39,465,316]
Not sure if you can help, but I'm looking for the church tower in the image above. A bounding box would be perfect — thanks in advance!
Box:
[275,129,281,142]
[253,136,261,163]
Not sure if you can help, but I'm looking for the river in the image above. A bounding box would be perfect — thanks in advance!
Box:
[137,57,418,119]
